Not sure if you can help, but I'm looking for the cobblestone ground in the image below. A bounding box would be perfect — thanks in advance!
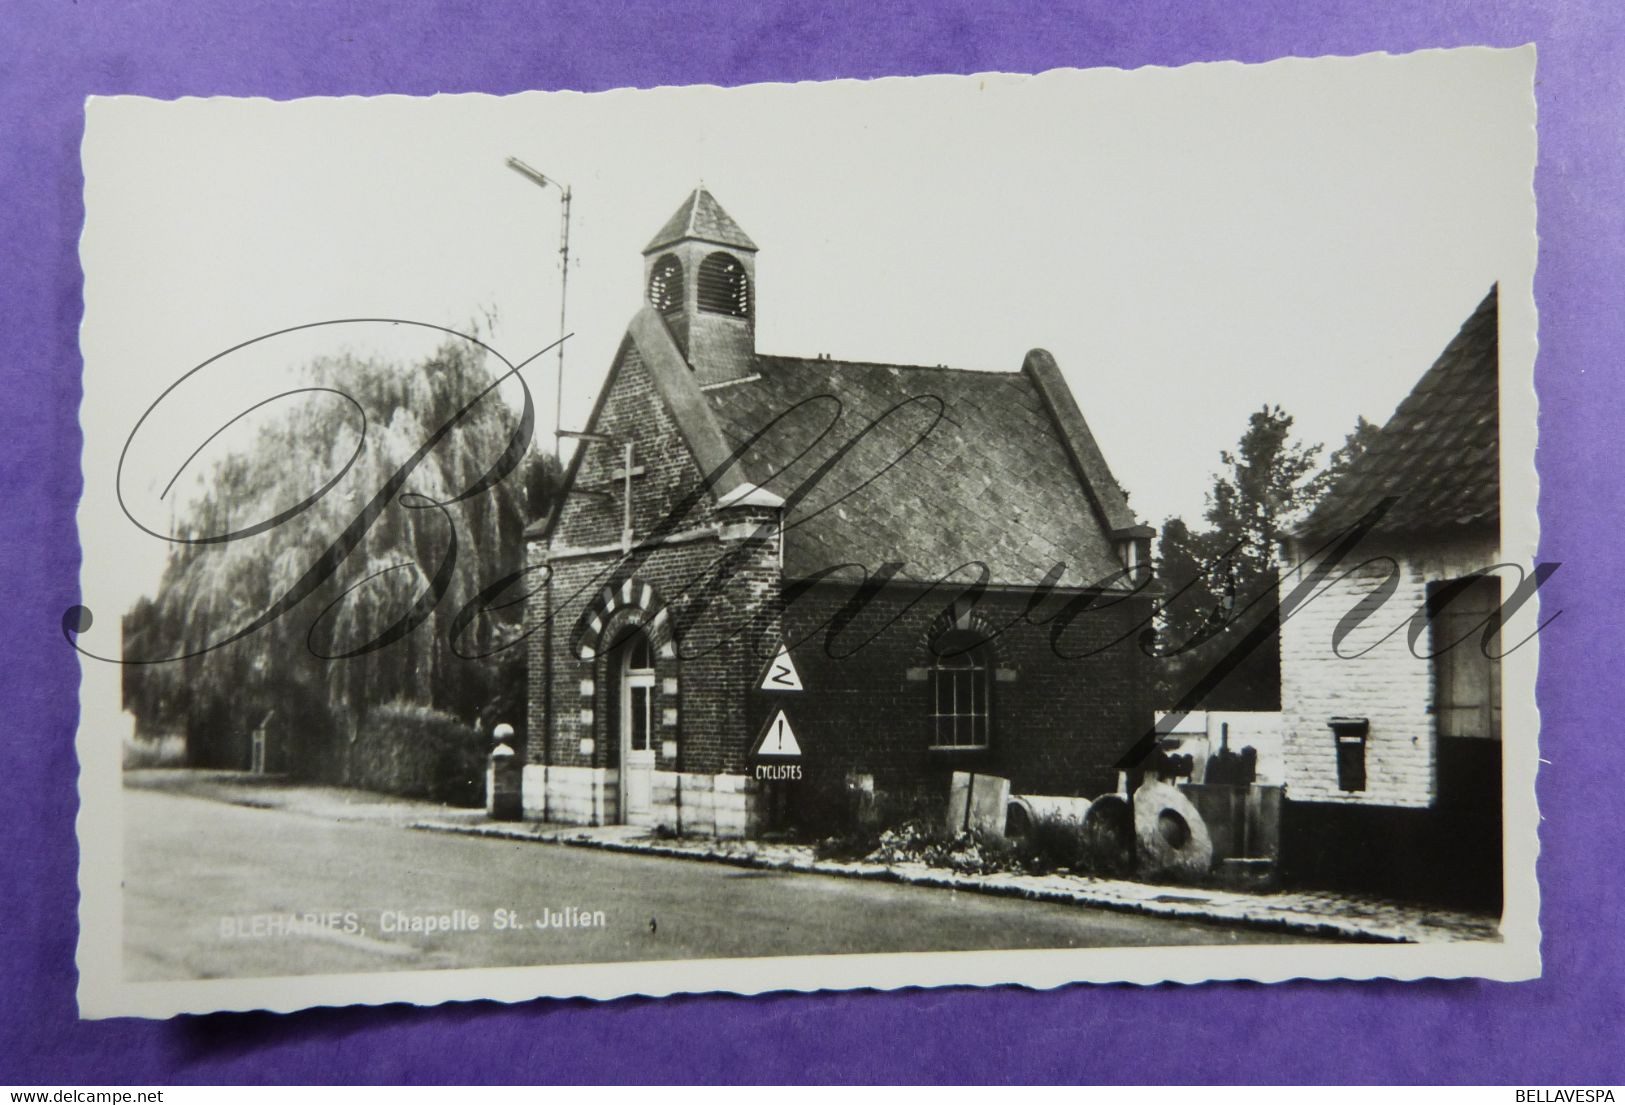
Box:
[415,819,1501,945]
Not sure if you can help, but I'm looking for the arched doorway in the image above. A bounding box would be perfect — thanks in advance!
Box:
[572,576,677,826]
[613,628,656,823]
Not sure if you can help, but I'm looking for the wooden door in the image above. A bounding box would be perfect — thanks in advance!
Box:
[618,632,656,824]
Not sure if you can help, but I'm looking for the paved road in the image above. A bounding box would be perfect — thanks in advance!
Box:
[124,786,1319,981]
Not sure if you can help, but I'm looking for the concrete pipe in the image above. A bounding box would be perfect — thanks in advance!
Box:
[1133,781,1214,882]
[1005,794,1094,839]
[1081,793,1135,876]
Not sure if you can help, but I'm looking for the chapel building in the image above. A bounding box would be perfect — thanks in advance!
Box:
[522,187,1157,836]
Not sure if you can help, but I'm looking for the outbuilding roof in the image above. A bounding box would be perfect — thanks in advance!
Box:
[1294,286,1499,539]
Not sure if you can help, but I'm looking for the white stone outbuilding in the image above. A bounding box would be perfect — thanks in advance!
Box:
[1277,287,1503,909]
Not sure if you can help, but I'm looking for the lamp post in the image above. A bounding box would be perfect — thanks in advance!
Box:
[505,156,571,460]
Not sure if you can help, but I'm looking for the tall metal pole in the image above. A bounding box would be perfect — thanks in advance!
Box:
[555,184,570,462]
[505,156,571,460]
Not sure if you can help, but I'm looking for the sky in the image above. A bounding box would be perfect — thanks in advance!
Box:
[77,47,1536,622]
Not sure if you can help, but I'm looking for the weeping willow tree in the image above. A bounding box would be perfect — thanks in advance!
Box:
[125,336,541,774]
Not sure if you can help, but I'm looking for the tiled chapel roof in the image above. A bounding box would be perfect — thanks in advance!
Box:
[546,186,1145,593]
[701,351,1137,588]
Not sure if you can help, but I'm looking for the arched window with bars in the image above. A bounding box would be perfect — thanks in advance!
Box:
[929,630,992,750]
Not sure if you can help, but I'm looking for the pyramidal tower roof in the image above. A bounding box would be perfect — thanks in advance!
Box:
[643,186,758,254]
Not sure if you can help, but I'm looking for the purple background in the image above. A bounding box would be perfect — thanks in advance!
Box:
[3,0,1621,1085]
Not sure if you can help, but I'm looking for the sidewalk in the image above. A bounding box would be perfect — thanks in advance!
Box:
[124,770,1500,945]
[410,816,1503,945]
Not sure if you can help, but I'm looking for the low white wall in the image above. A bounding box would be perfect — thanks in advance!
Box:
[522,764,756,837]
[1153,711,1284,785]
[1206,712,1285,785]
[521,764,618,825]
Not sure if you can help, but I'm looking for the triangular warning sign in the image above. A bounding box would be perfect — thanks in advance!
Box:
[752,709,803,758]
[758,643,804,692]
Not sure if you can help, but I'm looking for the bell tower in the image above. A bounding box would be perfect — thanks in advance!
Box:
[642,186,758,387]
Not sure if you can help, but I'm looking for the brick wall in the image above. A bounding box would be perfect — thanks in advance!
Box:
[775,581,1154,826]
[539,523,778,778]
[525,346,783,792]
[523,336,1154,834]
[554,347,722,553]
[1279,530,1498,808]
[524,536,550,768]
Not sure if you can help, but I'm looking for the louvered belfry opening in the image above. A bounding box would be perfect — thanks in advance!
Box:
[640,189,759,383]
[696,251,751,319]
[647,253,685,315]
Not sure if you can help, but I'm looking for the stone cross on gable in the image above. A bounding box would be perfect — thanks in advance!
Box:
[612,441,646,554]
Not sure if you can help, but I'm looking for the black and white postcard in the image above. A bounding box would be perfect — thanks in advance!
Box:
[74,47,1542,1017]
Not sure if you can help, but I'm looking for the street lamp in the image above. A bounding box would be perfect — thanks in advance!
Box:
[506,156,572,460]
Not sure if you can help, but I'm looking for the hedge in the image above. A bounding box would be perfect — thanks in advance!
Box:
[349,703,486,807]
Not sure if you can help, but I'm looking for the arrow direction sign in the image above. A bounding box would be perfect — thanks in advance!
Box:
[758,644,804,692]
[752,709,802,759]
